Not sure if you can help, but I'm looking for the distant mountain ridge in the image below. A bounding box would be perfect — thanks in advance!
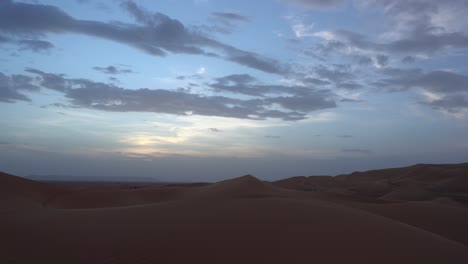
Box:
[26,174,159,183]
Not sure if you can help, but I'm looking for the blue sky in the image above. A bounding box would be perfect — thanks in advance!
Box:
[1,0,468,182]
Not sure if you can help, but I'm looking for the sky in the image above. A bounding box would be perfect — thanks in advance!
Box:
[1,0,468,182]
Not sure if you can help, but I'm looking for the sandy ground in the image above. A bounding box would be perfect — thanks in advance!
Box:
[1,164,468,263]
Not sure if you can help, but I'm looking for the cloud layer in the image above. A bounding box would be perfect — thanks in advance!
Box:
[0,68,340,121]
[0,0,286,74]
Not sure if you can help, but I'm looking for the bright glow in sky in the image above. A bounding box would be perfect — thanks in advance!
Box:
[1,0,468,181]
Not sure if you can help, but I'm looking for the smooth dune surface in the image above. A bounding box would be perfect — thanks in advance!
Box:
[1,164,468,263]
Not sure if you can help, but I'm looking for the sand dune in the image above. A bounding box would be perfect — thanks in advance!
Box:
[0,171,65,211]
[275,162,468,202]
[1,164,468,263]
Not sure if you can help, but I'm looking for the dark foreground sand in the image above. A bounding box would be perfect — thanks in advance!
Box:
[1,163,468,263]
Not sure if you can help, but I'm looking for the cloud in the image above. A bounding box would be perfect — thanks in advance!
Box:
[0,72,40,102]
[0,1,287,74]
[13,68,336,121]
[194,12,249,35]
[310,27,468,62]
[196,67,206,75]
[376,68,468,113]
[355,0,468,37]
[291,21,315,38]
[378,69,468,94]
[266,92,336,112]
[93,65,134,74]
[402,56,415,64]
[422,95,468,113]
[303,1,468,66]
[0,34,9,42]
[342,148,371,154]
[356,55,372,65]
[301,77,331,86]
[209,74,266,96]
[211,12,250,22]
[375,54,389,67]
[285,0,345,9]
[18,39,54,52]
[209,73,339,110]
[315,64,353,82]
[0,35,54,53]
[208,73,338,113]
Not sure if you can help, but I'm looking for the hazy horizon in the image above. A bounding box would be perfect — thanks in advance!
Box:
[1,0,468,182]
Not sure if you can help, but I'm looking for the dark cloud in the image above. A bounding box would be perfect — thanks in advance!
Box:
[93,65,134,75]
[18,39,54,52]
[16,68,335,121]
[301,77,331,86]
[315,64,355,84]
[376,68,468,113]
[312,29,468,60]
[285,0,344,9]
[0,34,10,42]
[209,73,339,113]
[422,95,468,113]
[0,34,54,53]
[194,12,249,35]
[209,128,222,132]
[211,12,250,22]
[24,68,69,92]
[0,72,40,102]
[0,1,286,74]
[267,92,336,112]
[227,52,287,74]
[340,98,363,103]
[356,55,372,66]
[402,56,415,64]
[175,73,204,82]
[216,74,256,84]
[109,77,119,83]
[337,82,362,90]
[342,148,371,154]
[208,73,338,114]
[210,74,275,96]
[379,69,468,94]
[375,55,389,67]
[388,32,468,54]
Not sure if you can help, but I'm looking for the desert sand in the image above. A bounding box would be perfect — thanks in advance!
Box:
[1,163,468,263]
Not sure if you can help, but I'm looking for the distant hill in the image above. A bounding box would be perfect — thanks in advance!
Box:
[26,174,159,183]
